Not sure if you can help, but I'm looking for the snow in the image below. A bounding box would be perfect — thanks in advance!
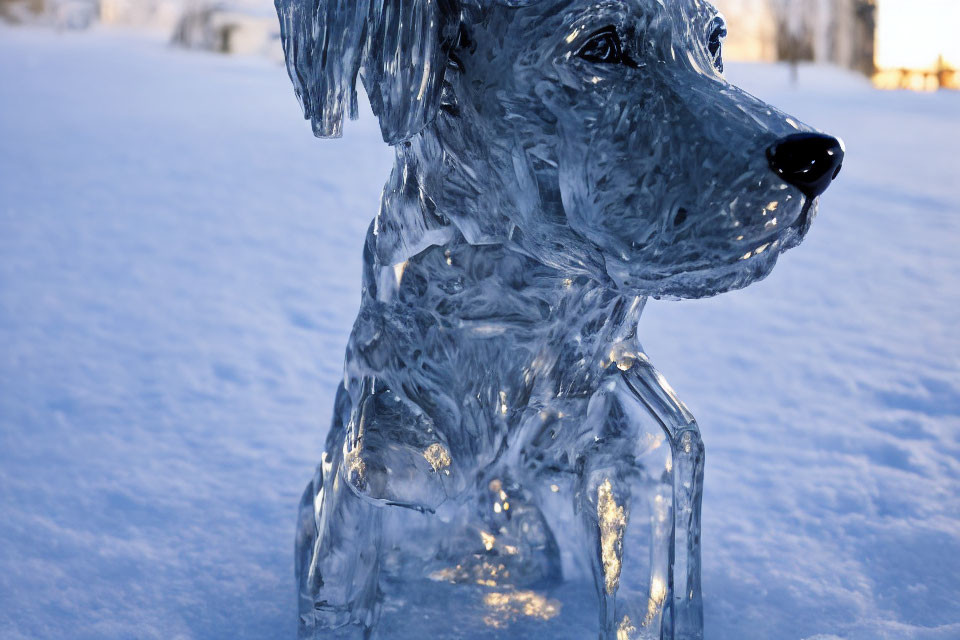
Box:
[1,25,958,640]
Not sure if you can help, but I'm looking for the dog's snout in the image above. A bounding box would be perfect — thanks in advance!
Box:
[767,133,845,199]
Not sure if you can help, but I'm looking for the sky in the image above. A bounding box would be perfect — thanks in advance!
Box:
[877,0,960,69]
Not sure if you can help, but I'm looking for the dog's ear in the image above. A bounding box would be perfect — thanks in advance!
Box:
[276,0,461,144]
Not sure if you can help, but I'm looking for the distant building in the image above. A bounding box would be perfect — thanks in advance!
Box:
[1,0,281,57]
[873,55,959,92]
[171,2,280,58]
[0,0,44,22]
[716,0,876,76]
[98,0,182,29]
[1,0,176,28]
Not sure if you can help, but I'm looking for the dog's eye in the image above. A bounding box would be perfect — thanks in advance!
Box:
[708,19,727,72]
[578,27,625,65]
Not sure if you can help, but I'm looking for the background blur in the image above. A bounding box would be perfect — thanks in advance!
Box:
[1,2,958,639]
[3,0,958,87]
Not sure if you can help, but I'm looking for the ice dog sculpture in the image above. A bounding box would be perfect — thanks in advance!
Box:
[277,0,843,637]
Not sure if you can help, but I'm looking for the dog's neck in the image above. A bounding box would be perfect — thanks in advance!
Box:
[364,143,647,395]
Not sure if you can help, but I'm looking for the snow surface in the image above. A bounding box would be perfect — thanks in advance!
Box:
[1,25,958,640]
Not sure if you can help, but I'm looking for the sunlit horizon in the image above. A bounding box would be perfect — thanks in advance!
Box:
[877,0,960,69]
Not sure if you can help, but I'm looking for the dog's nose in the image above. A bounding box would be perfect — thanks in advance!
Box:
[767,133,844,199]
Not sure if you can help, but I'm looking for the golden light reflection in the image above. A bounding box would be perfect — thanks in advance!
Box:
[488,478,511,513]
[483,590,561,628]
[597,479,627,595]
[643,576,667,626]
[481,530,496,551]
[428,561,510,587]
[617,615,637,640]
[392,260,408,286]
[423,443,452,473]
[344,446,366,486]
[601,342,639,371]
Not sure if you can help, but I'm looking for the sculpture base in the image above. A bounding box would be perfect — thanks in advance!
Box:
[378,578,598,639]
[303,569,683,639]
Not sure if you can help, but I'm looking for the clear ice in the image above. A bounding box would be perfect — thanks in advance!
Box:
[276,0,844,637]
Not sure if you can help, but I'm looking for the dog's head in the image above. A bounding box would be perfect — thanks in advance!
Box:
[277,0,843,299]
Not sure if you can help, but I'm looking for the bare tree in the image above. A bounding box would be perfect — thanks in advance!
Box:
[768,0,817,83]
[851,0,877,76]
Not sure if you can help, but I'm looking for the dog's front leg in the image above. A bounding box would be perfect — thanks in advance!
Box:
[577,459,659,639]
[575,376,671,639]
[623,355,705,639]
[576,358,704,640]
[297,382,387,639]
[296,449,383,639]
